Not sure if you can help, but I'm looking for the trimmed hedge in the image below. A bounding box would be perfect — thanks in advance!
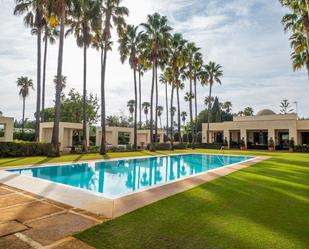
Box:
[173,143,188,150]
[0,142,53,157]
[294,145,309,153]
[155,143,172,150]
[13,132,35,142]
[195,143,223,149]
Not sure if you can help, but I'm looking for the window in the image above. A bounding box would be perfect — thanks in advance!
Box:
[0,124,5,137]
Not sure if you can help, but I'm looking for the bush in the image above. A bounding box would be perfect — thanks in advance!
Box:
[13,132,35,142]
[173,143,188,149]
[268,137,275,147]
[155,143,172,150]
[195,143,223,149]
[0,142,53,157]
[294,145,309,153]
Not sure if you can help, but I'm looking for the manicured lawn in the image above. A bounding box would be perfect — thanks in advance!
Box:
[73,150,309,249]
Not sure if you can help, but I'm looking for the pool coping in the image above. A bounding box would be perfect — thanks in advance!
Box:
[0,154,270,218]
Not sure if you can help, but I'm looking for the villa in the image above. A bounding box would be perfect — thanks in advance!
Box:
[0,116,14,142]
[202,109,309,150]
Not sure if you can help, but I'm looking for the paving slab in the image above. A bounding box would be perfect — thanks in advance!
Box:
[0,201,63,223]
[22,212,97,246]
[0,187,13,196]
[0,221,28,237]
[51,237,94,249]
[0,234,33,249]
[0,193,34,208]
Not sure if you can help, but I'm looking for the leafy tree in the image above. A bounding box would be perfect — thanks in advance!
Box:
[42,88,99,125]
[16,76,34,133]
[280,99,294,114]
[238,107,254,116]
[222,101,232,113]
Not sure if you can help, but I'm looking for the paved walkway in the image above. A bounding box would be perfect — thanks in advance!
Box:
[0,184,108,248]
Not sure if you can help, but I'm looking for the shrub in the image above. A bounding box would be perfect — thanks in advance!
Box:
[155,143,172,150]
[195,143,223,149]
[13,132,35,142]
[173,143,188,150]
[294,145,309,153]
[239,138,246,147]
[0,142,53,157]
[268,137,275,147]
[223,137,228,147]
[289,138,295,150]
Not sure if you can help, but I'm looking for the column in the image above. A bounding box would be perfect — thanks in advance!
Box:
[224,129,230,148]
[240,129,247,148]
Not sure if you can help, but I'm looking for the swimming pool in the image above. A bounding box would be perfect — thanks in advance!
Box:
[8,154,253,198]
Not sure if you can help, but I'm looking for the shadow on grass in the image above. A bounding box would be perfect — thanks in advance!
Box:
[0,157,27,166]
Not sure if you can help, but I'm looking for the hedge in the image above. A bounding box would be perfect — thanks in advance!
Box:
[0,142,53,157]
[294,145,309,153]
[13,132,35,142]
[173,143,188,150]
[195,143,223,149]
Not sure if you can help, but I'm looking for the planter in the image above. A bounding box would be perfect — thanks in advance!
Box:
[268,147,275,151]
[240,146,246,150]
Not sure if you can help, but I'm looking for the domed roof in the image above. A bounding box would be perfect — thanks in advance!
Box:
[256,109,276,116]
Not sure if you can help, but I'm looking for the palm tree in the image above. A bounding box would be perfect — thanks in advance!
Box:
[53,75,67,93]
[119,25,143,150]
[127,99,135,124]
[204,61,223,143]
[184,42,199,148]
[41,26,59,121]
[159,67,173,137]
[204,96,214,107]
[193,52,203,135]
[14,0,46,141]
[157,106,163,129]
[16,77,34,133]
[99,0,129,154]
[223,101,232,113]
[184,92,194,141]
[66,0,101,153]
[181,111,187,141]
[141,13,172,151]
[176,82,184,142]
[142,102,150,123]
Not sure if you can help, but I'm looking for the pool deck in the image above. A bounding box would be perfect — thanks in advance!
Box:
[0,154,269,219]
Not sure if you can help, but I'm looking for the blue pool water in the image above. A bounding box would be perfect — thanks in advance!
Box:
[8,154,252,198]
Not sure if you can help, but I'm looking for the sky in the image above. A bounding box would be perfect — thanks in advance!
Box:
[0,0,309,124]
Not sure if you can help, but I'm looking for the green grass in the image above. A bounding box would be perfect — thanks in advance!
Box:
[71,150,309,249]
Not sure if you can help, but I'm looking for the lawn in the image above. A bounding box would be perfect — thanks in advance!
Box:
[71,150,309,249]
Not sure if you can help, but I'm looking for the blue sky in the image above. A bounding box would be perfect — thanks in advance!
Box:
[0,0,308,123]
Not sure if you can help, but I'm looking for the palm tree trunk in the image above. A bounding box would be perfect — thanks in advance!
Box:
[176,86,181,143]
[155,64,158,144]
[35,24,42,142]
[159,116,162,129]
[100,45,107,155]
[52,7,65,156]
[301,12,309,79]
[194,76,198,141]
[133,67,138,150]
[41,26,48,122]
[138,70,142,129]
[165,82,169,140]
[189,75,195,148]
[22,97,25,134]
[207,83,213,143]
[170,84,174,150]
[149,64,155,151]
[82,43,88,153]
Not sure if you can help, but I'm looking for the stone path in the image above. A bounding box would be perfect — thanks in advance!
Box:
[0,184,108,248]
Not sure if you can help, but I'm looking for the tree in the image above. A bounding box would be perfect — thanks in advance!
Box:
[181,111,187,124]
[119,25,143,150]
[16,77,34,133]
[203,61,223,143]
[127,99,135,124]
[184,42,200,148]
[204,96,214,107]
[279,0,309,77]
[238,107,254,116]
[53,75,67,94]
[157,106,163,129]
[222,101,232,113]
[142,102,150,122]
[66,0,101,153]
[41,26,59,121]
[280,99,294,114]
[14,0,46,141]
[141,13,172,151]
[99,0,129,154]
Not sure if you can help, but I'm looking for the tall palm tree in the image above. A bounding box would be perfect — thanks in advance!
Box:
[16,77,34,133]
[66,0,101,153]
[157,106,163,129]
[204,96,214,107]
[50,0,72,156]
[223,101,232,113]
[141,13,172,151]
[159,67,173,137]
[119,25,143,150]
[170,106,176,147]
[127,99,135,125]
[176,82,184,142]
[184,91,194,141]
[142,102,150,123]
[184,42,199,149]
[99,0,129,154]
[204,61,223,143]
[41,26,59,121]
[53,75,67,93]
[181,111,187,141]
[14,0,46,141]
